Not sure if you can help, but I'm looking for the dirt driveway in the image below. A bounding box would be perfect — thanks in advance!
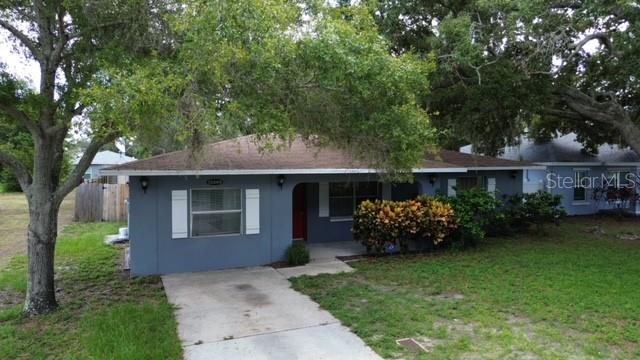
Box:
[0,192,75,267]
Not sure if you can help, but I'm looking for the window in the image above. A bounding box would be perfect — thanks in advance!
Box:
[573,170,588,202]
[456,176,484,192]
[329,182,381,218]
[191,189,242,236]
[607,169,632,189]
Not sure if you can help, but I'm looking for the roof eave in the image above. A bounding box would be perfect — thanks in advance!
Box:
[466,165,546,171]
[100,166,541,176]
[536,162,640,167]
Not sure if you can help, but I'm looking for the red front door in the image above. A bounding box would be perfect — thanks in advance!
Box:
[292,184,307,240]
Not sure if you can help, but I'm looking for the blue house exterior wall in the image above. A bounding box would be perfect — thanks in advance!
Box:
[128,170,525,276]
[542,165,640,215]
[425,170,524,199]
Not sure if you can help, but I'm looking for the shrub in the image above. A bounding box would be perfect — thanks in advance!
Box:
[352,198,456,254]
[286,242,310,266]
[504,191,566,232]
[430,188,503,247]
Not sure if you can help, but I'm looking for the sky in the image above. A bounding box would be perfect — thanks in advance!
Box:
[0,27,40,88]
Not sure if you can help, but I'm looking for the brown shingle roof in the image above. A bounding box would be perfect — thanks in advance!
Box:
[430,150,535,168]
[104,135,537,174]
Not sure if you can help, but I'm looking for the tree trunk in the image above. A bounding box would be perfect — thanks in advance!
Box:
[23,132,66,316]
[24,192,60,315]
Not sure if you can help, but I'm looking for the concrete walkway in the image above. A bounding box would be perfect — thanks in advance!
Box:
[163,266,381,360]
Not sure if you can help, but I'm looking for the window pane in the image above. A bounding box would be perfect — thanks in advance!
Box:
[192,212,241,236]
[355,182,379,197]
[330,182,353,197]
[330,197,354,217]
[192,189,241,212]
[620,172,631,187]
[457,177,480,191]
[574,171,587,201]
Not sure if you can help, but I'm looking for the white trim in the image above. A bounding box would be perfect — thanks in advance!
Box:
[466,166,546,171]
[318,183,329,217]
[571,201,591,206]
[245,189,260,235]
[447,179,457,197]
[171,190,188,239]
[100,167,471,176]
[487,177,496,198]
[330,216,353,222]
[537,162,640,167]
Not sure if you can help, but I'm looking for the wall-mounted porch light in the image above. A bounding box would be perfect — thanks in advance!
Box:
[429,174,437,185]
[277,175,286,189]
[140,176,149,193]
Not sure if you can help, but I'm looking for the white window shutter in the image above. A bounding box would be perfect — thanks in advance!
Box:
[318,183,329,217]
[171,190,188,239]
[447,179,457,197]
[245,189,260,234]
[487,178,496,198]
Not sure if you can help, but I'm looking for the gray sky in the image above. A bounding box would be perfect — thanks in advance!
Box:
[0,28,40,88]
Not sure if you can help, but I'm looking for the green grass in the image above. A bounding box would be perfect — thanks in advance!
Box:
[291,217,640,359]
[0,222,182,359]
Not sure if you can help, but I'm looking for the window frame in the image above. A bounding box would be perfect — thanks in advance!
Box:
[606,168,633,189]
[328,181,381,221]
[189,188,243,238]
[455,176,485,192]
[572,168,589,204]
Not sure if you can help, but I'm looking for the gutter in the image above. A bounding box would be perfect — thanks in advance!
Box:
[99,166,540,177]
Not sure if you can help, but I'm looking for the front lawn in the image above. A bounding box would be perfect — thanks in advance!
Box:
[291,217,640,359]
[0,191,74,268]
[0,222,182,359]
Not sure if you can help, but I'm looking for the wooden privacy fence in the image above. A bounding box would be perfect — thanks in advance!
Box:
[75,183,129,222]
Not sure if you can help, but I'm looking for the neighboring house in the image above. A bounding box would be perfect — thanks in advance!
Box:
[75,150,136,184]
[461,133,640,215]
[102,135,539,276]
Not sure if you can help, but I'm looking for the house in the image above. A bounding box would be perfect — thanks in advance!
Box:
[461,133,640,215]
[102,135,540,276]
[75,150,136,184]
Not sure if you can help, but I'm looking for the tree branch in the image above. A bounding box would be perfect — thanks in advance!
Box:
[50,5,68,67]
[0,102,43,138]
[556,87,621,125]
[542,108,585,122]
[0,150,32,191]
[562,32,612,69]
[572,32,611,53]
[550,1,583,10]
[546,86,640,155]
[54,133,118,202]
[0,19,42,61]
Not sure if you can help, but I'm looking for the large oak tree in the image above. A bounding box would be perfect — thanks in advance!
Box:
[1,0,433,315]
[375,0,640,155]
